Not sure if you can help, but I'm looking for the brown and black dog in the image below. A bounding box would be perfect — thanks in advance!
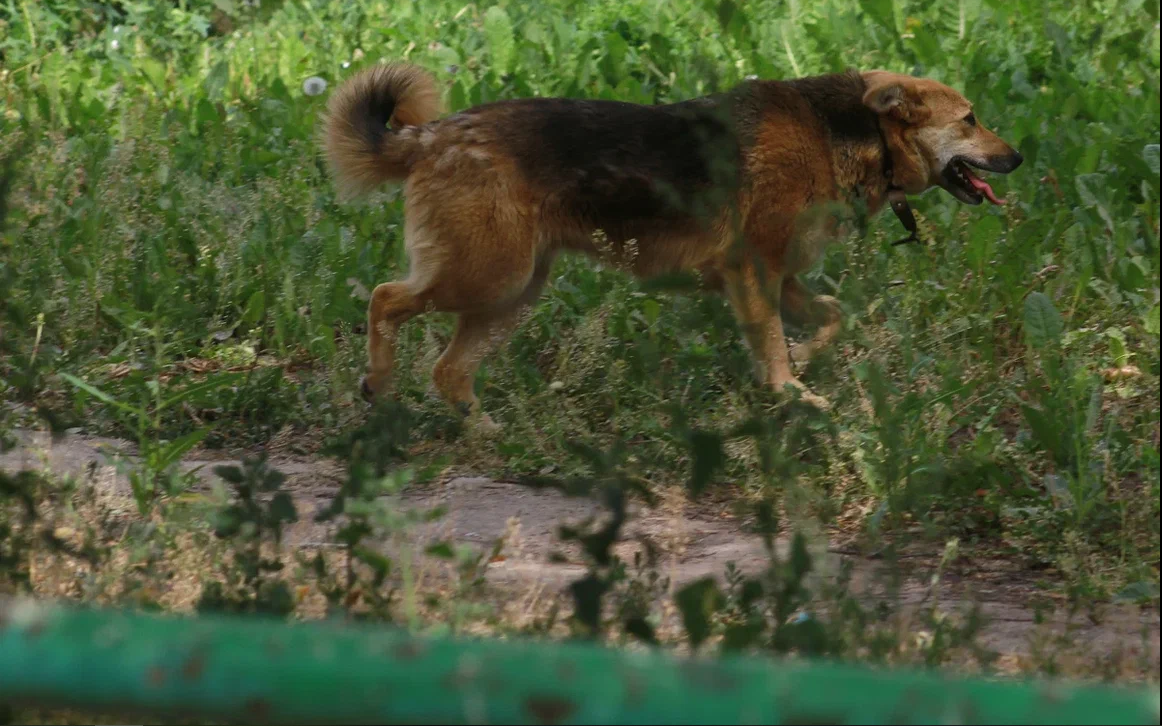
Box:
[322,63,1022,424]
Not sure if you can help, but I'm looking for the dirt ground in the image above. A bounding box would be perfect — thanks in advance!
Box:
[3,428,1158,675]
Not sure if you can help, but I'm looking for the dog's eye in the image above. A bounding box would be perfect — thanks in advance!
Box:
[964,112,976,126]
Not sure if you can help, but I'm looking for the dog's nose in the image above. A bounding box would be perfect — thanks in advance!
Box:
[1010,150,1024,169]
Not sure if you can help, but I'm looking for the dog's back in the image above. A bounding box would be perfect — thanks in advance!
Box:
[454,96,742,226]
[325,70,748,246]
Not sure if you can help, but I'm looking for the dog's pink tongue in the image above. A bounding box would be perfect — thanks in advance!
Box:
[964,167,1005,205]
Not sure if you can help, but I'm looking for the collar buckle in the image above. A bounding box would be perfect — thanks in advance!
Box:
[888,189,921,246]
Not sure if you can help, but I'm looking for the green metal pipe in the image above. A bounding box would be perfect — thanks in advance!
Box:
[0,597,1157,725]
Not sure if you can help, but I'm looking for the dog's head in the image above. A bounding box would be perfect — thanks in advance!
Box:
[862,71,1023,206]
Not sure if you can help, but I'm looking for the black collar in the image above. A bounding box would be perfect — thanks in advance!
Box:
[877,120,922,247]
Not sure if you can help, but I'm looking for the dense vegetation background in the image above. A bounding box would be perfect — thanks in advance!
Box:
[0,0,1159,691]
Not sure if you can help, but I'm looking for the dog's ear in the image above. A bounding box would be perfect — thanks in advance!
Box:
[862,72,930,125]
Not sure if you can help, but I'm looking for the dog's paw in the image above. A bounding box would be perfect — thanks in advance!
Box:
[788,343,813,363]
[797,389,832,411]
[469,412,503,436]
[359,376,376,402]
[449,400,503,436]
[773,378,831,411]
[460,408,501,436]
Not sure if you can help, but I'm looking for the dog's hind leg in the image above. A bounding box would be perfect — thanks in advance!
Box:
[430,257,552,431]
[721,261,781,384]
[781,275,842,363]
[431,310,521,432]
[361,281,426,401]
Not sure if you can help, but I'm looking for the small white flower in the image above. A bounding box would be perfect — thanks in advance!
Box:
[302,76,327,96]
[110,39,120,50]
[113,25,123,34]
[342,61,350,69]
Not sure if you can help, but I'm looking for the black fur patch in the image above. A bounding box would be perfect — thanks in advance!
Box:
[788,70,880,146]
[459,71,880,239]
[353,84,398,151]
[475,96,742,234]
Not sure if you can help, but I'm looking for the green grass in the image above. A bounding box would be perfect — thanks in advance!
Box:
[1,0,1159,610]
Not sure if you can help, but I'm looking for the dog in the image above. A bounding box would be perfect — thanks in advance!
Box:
[322,63,1022,425]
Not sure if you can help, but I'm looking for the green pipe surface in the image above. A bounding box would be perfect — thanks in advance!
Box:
[0,597,1157,724]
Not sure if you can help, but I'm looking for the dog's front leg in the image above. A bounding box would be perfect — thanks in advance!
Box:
[721,257,830,408]
[766,302,831,410]
[782,275,843,364]
[722,261,775,382]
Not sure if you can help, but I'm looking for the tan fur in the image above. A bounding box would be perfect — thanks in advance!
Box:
[323,63,1022,422]
[321,64,443,200]
[862,70,1019,195]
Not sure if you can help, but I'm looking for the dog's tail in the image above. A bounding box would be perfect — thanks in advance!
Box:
[321,63,443,200]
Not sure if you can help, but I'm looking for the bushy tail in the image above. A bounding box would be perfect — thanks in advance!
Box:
[321,63,443,200]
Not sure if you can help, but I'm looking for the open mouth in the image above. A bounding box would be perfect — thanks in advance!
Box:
[942,157,1005,206]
